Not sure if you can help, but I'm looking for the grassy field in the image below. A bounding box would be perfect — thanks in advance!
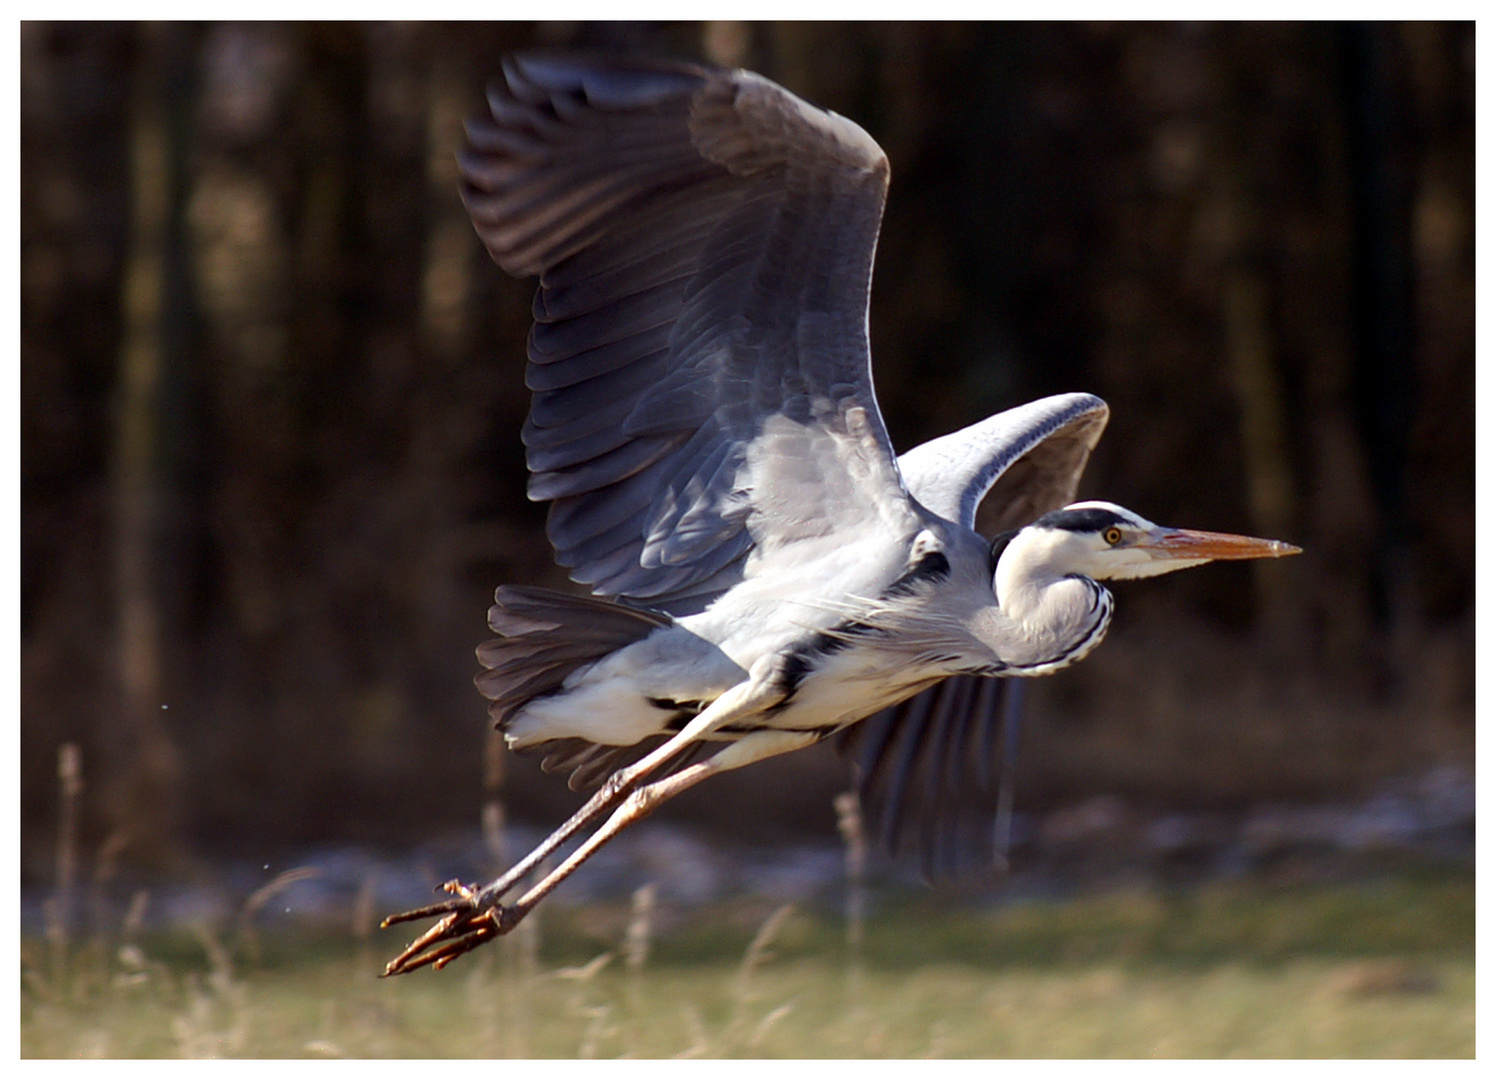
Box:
[21,868,1474,1058]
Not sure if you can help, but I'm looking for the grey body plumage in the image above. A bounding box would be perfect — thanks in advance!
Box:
[382,53,1299,975]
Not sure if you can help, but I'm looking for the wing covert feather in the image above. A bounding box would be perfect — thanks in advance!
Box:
[462,53,907,609]
[897,393,1109,531]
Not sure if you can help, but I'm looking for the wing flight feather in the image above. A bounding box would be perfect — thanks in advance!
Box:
[462,53,907,611]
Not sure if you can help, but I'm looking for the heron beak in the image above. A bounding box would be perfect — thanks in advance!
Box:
[1147,528,1302,562]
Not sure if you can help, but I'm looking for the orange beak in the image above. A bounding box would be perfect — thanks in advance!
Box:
[1147,528,1302,561]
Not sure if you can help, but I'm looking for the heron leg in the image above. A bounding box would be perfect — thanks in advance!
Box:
[381,668,789,976]
[499,729,819,929]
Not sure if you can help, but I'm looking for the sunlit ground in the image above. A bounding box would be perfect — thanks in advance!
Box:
[22,868,1473,1058]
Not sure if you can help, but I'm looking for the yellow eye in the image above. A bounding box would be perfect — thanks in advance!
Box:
[1103,527,1123,545]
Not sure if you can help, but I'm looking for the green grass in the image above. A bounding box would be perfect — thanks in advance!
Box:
[21,869,1474,1058]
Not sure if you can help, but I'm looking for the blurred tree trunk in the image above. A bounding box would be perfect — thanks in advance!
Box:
[1339,24,1418,688]
[1206,33,1303,649]
[106,22,186,865]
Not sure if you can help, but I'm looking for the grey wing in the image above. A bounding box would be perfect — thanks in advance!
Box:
[838,676,1024,880]
[838,393,1109,876]
[462,53,909,611]
[897,393,1109,531]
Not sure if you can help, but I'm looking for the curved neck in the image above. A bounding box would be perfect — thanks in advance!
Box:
[988,533,1115,674]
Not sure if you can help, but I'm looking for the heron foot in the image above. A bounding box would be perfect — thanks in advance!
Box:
[380,879,522,976]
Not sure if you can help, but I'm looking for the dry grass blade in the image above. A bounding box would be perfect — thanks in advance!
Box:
[625,883,657,975]
[748,1000,796,1048]
[241,867,322,918]
[237,867,322,965]
[738,903,795,987]
[554,950,614,982]
[724,903,797,1049]
[48,744,84,992]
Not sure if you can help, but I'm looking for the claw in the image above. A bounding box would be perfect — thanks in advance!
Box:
[380,880,518,976]
[379,880,480,928]
[427,921,504,971]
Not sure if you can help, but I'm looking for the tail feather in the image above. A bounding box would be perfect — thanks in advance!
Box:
[475,638,612,680]
[538,734,710,792]
[475,585,671,729]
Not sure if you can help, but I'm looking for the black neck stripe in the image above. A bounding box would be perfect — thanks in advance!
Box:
[989,529,1020,572]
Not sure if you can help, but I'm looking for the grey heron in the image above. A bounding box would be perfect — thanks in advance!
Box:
[382,53,1299,975]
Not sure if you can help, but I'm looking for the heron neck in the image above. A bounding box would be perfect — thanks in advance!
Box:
[989,538,1113,672]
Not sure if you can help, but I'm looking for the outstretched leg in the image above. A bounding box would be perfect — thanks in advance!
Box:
[383,728,817,975]
[508,729,819,920]
[381,666,793,975]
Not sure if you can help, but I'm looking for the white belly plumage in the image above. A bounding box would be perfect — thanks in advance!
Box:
[505,618,943,750]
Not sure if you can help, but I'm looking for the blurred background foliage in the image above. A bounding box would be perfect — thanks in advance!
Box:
[20,21,1473,882]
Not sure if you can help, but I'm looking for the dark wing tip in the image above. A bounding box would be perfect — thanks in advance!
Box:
[838,676,1022,881]
[499,50,711,110]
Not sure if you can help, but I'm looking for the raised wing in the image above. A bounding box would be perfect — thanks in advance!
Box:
[461,53,907,610]
[839,392,1109,876]
[897,393,1108,531]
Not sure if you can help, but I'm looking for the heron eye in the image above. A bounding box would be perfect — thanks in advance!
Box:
[1103,527,1123,545]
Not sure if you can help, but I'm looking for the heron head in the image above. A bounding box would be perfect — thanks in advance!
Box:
[993,500,1300,585]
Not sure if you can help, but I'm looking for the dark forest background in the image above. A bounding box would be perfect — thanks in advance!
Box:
[20,22,1473,882]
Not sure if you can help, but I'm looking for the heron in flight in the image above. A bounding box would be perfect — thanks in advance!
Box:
[382,53,1299,975]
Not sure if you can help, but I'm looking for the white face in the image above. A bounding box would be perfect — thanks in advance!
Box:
[1000,503,1196,584]
[1054,501,1209,581]
[995,499,1298,589]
